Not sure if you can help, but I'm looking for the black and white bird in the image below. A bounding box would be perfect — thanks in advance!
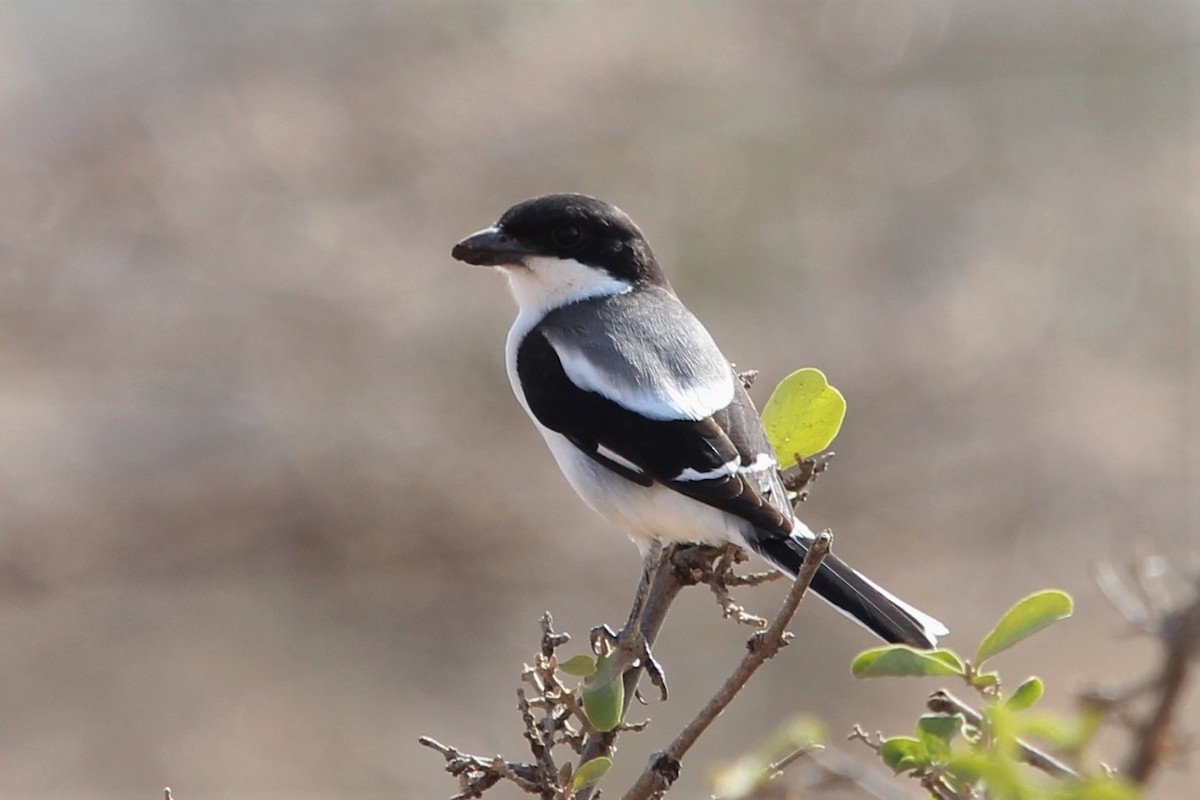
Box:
[452,193,946,649]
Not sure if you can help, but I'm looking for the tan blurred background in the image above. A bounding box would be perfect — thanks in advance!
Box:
[0,1,1196,798]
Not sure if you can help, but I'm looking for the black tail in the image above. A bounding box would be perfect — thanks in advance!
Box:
[750,534,947,649]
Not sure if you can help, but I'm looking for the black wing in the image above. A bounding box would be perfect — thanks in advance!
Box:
[517,328,793,536]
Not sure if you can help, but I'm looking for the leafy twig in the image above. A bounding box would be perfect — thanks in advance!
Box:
[926,689,1080,780]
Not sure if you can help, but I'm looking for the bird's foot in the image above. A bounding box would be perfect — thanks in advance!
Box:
[589,622,667,701]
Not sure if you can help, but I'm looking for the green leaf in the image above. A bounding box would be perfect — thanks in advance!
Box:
[767,715,825,759]
[559,655,598,678]
[581,655,624,732]
[761,368,847,463]
[1006,676,1045,712]
[945,752,1023,797]
[976,590,1074,665]
[917,714,964,761]
[710,755,767,800]
[926,649,968,674]
[851,645,967,679]
[969,670,1001,691]
[880,736,927,773]
[569,756,612,795]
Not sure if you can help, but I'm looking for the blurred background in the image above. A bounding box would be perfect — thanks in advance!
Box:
[0,1,1195,798]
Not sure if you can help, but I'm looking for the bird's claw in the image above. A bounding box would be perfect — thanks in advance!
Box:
[589,624,619,656]
[588,623,669,701]
[640,640,669,701]
[616,625,669,702]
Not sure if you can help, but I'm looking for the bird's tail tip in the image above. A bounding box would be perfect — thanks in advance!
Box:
[750,533,948,649]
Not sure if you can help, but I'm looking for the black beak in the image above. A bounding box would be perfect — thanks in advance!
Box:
[451,226,532,267]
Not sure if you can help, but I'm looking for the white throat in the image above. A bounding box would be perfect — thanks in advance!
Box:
[502,256,632,320]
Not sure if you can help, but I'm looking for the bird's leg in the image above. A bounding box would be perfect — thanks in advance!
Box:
[590,540,669,700]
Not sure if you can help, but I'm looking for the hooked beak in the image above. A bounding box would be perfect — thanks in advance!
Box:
[451,226,533,267]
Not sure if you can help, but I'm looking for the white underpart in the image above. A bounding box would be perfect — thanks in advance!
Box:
[537,425,757,550]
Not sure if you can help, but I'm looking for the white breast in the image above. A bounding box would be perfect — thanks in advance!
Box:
[538,426,756,551]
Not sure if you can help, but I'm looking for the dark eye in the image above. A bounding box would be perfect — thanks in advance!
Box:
[552,224,583,248]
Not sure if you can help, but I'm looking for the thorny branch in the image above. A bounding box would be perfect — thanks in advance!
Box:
[620,532,832,800]
[1092,558,1200,786]
[419,450,855,800]
[419,534,826,800]
[419,613,585,800]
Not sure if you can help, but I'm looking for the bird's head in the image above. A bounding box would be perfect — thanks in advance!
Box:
[452,194,668,312]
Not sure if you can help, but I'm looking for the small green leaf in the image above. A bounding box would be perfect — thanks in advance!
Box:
[969,670,1001,690]
[976,590,1074,665]
[559,655,598,678]
[917,713,964,761]
[569,756,612,795]
[581,655,624,732]
[1006,676,1045,712]
[761,368,847,463]
[880,736,927,773]
[851,646,967,679]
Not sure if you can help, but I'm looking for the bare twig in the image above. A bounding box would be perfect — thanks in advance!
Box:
[708,544,772,628]
[1094,558,1200,785]
[1123,578,1200,784]
[764,742,823,778]
[847,724,883,755]
[783,452,835,504]
[620,532,833,800]
[926,690,1080,780]
[418,736,549,799]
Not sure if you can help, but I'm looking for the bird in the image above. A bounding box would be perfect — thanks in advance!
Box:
[451,193,947,650]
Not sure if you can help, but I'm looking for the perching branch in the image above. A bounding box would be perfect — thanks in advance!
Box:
[422,455,838,800]
[620,531,832,800]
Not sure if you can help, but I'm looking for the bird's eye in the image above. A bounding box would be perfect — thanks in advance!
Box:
[552,224,583,248]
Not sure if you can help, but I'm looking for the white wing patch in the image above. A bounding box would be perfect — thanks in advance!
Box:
[672,451,777,483]
[552,343,735,421]
[674,457,741,482]
[597,444,645,476]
